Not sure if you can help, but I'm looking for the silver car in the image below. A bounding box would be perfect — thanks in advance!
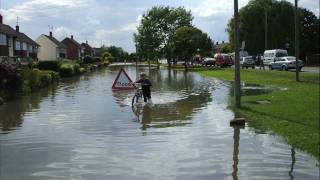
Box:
[270,56,304,71]
[240,56,255,69]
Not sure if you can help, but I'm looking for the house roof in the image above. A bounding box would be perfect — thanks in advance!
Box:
[62,37,81,49]
[0,24,39,46]
[17,32,39,46]
[44,35,66,49]
[81,42,92,49]
[0,24,18,37]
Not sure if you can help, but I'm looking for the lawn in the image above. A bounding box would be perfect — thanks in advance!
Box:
[200,69,319,159]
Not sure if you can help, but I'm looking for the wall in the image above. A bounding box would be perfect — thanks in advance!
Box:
[36,35,57,61]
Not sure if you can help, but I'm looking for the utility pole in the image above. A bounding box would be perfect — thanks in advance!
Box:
[234,0,241,108]
[295,0,300,82]
[265,10,268,50]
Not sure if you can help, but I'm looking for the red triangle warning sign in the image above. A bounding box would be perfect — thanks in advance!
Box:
[112,67,135,90]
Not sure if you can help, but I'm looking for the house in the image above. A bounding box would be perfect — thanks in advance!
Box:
[61,35,82,60]
[81,41,94,57]
[14,25,39,59]
[0,14,39,61]
[213,41,229,53]
[36,32,67,61]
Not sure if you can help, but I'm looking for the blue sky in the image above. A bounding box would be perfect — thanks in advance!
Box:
[1,0,319,52]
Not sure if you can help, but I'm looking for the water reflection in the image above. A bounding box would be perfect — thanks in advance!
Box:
[289,148,296,180]
[0,85,57,133]
[232,127,240,180]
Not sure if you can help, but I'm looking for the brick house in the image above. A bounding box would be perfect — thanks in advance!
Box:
[14,25,39,59]
[0,14,39,61]
[61,35,82,60]
[81,41,94,57]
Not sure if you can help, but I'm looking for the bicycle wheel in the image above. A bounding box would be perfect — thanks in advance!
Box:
[132,95,140,106]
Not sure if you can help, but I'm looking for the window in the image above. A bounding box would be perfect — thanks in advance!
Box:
[28,45,33,52]
[0,34,7,46]
[276,52,287,57]
[22,42,27,50]
[15,41,21,50]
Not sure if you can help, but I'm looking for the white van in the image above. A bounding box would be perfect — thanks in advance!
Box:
[263,49,288,65]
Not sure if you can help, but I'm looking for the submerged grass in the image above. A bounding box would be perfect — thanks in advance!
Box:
[200,69,319,159]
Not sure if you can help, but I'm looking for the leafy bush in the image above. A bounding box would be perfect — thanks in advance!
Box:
[38,61,60,71]
[59,63,74,77]
[102,52,114,63]
[22,68,59,92]
[83,56,101,64]
[59,60,82,77]
[0,62,22,89]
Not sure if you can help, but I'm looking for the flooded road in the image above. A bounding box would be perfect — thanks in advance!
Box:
[0,66,318,180]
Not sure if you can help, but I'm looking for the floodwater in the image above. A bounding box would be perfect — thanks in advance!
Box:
[0,66,318,180]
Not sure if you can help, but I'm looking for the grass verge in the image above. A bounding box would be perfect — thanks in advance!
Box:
[199,68,319,159]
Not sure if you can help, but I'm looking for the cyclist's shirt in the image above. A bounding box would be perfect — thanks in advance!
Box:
[136,79,152,100]
[136,79,152,87]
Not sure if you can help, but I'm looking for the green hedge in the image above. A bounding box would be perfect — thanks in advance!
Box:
[38,61,60,71]
[22,68,59,93]
[59,60,81,77]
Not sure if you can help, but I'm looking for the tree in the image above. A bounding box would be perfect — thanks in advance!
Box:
[102,52,115,63]
[105,46,128,62]
[172,26,213,69]
[220,43,233,53]
[134,6,193,67]
[226,0,319,59]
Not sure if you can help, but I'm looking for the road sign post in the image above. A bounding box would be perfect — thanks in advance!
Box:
[234,0,241,108]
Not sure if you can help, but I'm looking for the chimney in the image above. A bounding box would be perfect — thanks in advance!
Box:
[49,32,53,38]
[222,41,224,44]
[0,14,2,24]
[71,35,74,40]
[16,25,20,32]
[86,40,88,44]
[216,42,219,45]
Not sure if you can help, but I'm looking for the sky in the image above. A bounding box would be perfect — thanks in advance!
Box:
[0,0,319,52]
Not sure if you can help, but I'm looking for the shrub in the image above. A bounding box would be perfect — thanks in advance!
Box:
[83,56,101,64]
[0,62,22,89]
[59,63,74,77]
[38,61,60,71]
[22,68,59,92]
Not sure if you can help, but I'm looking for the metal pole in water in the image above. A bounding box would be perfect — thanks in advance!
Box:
[234,0,241,108]
[295,0,300,82]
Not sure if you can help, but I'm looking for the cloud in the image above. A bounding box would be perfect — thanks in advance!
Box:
[2,0,90,22]
[192,0,248,18]
[1,0,318,53]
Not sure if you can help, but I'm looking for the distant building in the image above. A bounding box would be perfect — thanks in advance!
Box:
[36,32,67,61]
[61,35,82,60]
[81,41,94,57]
[0,14,39,61]
[213,41,229,53]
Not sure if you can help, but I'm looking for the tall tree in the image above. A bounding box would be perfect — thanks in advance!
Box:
[226,0,319,59]
[172,26,213,69]
[134,6,193,67]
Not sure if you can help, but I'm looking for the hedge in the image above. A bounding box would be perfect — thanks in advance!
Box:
[38,61,60,72]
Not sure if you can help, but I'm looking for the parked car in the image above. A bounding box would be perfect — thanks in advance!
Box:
[263,49,288,65]
[270,56,304,71]
[215,54,233,67]
[202,57,215,66]
[240,56,255,69]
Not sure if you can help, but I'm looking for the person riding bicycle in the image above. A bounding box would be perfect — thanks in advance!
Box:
[135,72,152,102]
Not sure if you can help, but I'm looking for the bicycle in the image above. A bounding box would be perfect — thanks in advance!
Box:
[132,83,143,106]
